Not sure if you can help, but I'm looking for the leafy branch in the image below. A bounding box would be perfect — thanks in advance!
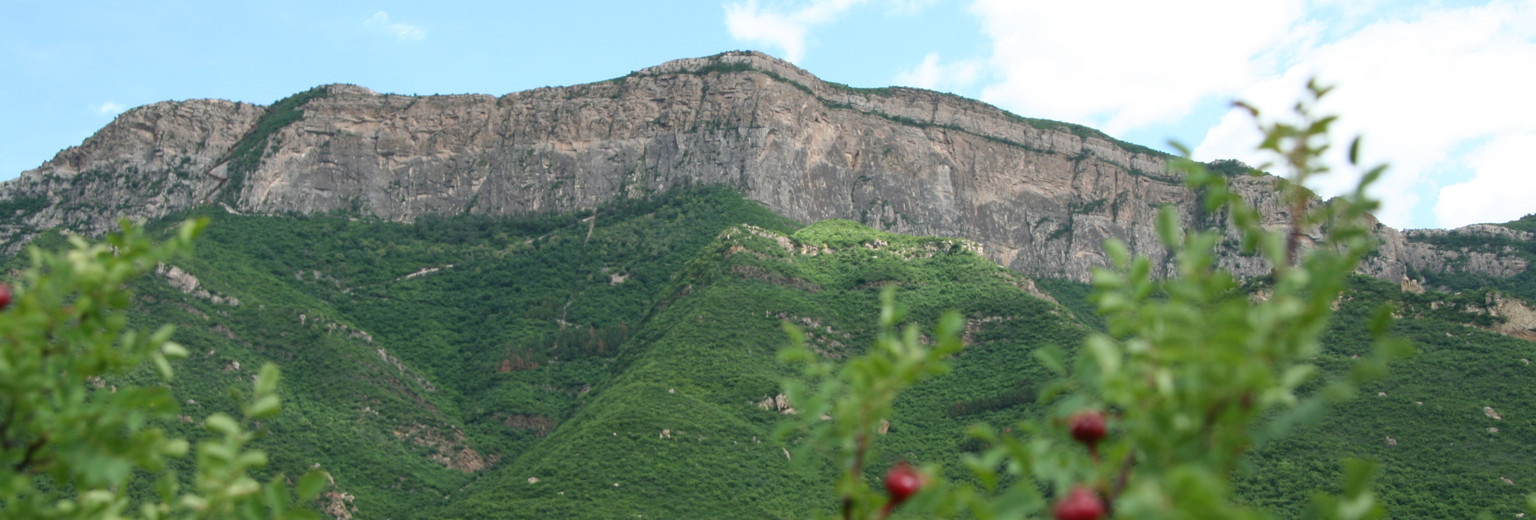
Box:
[0,219,327,519]
[785,81,1418,519]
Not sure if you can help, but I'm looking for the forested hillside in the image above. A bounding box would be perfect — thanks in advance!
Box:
[6,186,1529,517]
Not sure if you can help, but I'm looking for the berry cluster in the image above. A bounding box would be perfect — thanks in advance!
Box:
[1054,410,1108,520]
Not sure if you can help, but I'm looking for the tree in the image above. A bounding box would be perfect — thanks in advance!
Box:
[0,218,327,519]
[778,82,1425,519]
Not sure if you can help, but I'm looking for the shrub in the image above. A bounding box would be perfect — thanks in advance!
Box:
[779,81,1434,519]
[0,219,326,519]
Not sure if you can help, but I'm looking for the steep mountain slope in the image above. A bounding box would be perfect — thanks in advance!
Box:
[3,50,1535,519]
[10,188,806,518]
[7,183,1536,518]
[1,52,1524,286]
[444,215,1085,519]
[28,187,1088,519]
[1239,274,1536,517]
[1401,216,1536,304]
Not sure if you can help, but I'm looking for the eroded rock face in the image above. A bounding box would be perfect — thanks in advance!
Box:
[1486,293,1536,341]
[0,51,1524,283]
[1393,227,1531,278]
[0,99,263,246]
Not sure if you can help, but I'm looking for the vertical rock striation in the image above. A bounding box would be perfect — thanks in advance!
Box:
[0,51,1525,283]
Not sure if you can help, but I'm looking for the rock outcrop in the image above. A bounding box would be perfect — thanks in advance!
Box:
[0,51,1525,283]
[0,99,263,244]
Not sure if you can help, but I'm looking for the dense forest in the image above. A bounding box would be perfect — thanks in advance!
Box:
[5,186,1532,518]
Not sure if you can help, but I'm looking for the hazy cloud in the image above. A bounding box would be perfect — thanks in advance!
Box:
[718,0,1534,228]
[1194,1,1536,228]
[894,53,982,92]
[366,11,426,42]
[723,0,871,62]
[1436,134,1536,227]
[971,0,1308,136]
[97,102,123,115]
[884,0,938,15]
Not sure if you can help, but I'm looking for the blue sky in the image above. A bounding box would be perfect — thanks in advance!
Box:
[3,0,1533,229]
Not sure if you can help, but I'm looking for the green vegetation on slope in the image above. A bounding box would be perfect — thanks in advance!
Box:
[1405,215,1536,302]
[1237,274,1536,518]
[220,86,329,203]
[1501,214,1536,235]
[446,218,1086,518]
[1034,273,1536,518]
[86,187,802,518]
[4,183,1533,518]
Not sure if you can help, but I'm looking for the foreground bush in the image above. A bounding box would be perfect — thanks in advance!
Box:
[0,219,326,519]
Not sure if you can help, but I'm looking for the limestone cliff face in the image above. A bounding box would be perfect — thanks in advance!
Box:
[0,51,1525,283]
[0,99,262,243]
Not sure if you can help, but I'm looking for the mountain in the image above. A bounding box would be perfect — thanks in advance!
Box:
[9,189,1084,518]
[25,188,1529,518]
[0,51,1525,286]
[3,52,1536,518]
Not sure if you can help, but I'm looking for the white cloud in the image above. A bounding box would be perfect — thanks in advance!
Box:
[365,11,426,42]
[1435,134,1536,228]
[719,0,1536,228]
[97,102,123,115]
[971,0,1309,135]
[723,0,871,62]
[884,0,938,15]
[1194,1,1536,228]
[894,53,982,92]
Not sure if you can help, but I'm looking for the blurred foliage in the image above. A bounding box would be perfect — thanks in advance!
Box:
[0,219,324,519]
[779,82,1512,520]
[3,101,1534,518]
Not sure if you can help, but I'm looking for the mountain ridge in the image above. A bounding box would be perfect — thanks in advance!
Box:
[0,51,1526,285]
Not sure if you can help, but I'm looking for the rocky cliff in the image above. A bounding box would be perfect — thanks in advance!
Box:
[0,51,1525,283]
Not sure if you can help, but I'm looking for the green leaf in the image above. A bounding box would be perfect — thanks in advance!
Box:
[1335,483,1384,519]
[1032,345,1066,377]
[1281,365,1318,389]
[160,342,188,360]
[1360,164,1388,188]
[263,479,289,515]
[1104,239,1130,269]
[177,217,208,244]
[1036,379,1071,405]
[296,469,330,501]
[205,413,241,437]
[1254,397,1327,450]
[1341,458,1379,495]
[163,439,189,458]
[963,453,998,490]
[1233,100,1260,117]
[247,394,281,420]
[1156,206,1181,248]
[255,363,281,396]
[237,451,270,470]
[1368,303,1396,335]
[152,353,174,381]
[1085,335,1121,377]
[148,324,176,348]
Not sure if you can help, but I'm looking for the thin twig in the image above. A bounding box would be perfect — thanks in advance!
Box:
[1107,453,1136,516]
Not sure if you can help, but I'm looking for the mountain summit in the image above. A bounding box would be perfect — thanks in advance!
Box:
[2,51,1534,519]
[0,51,1525,284]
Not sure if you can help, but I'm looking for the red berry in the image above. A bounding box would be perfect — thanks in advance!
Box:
[0,282,10,310]
[1054,485,1105,520]
[884,462,924,506]
[1069,411,1107,446]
